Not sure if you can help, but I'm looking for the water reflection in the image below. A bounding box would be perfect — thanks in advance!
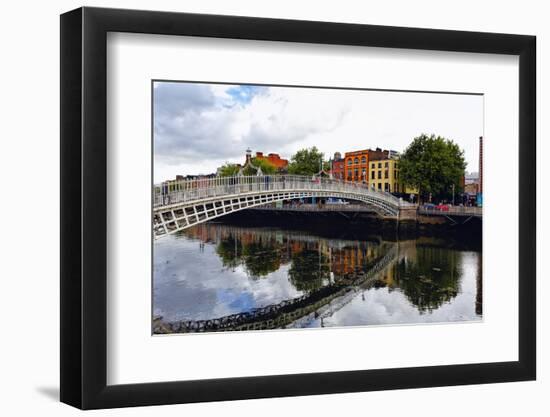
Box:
[153,223,482,333]
[393,248,460,313]
[289,249,331,292]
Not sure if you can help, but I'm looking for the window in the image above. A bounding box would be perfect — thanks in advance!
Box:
[371,163,375,169]
[377,183,382,190]
[378,170,382,179]
[371,171,375,180]
[385,183,389,192]
[394,171,398,179]
[385,170,389,179]
[378,162,381,168]
[385,162,389,168]
[361,156,366,164]
[347,159,352,166]
[354,157,359,165]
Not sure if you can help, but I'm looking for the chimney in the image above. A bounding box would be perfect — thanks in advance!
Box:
[256,151,263,158]
[479,137,483,194]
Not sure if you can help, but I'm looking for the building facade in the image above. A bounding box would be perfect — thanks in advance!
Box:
[331,152,345,180]
[343,148,389,184]
[344,150,369,183]
[367,158,418,199]
[369,158,403,193]
[464,182,479,195]
[465,171,480,185]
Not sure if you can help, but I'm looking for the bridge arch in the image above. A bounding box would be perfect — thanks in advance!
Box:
[153,175,413,238]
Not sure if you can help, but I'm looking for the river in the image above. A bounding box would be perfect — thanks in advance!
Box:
[153,222,482,333]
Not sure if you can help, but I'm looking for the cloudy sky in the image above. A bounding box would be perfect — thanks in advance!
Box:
[153,81,483,183]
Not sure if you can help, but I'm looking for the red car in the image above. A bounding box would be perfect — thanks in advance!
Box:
[436,204,450,212]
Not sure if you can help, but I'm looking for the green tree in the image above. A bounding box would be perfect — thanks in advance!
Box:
[399,134,466,203]
[288,147,327,175]
[250,157,277,175]
[217,162,240,177]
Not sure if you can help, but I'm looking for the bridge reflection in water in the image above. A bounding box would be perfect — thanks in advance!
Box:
[153,223,482,334]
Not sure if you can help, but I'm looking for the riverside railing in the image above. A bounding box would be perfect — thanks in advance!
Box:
[418,206,482,217]
[154,175,412,208]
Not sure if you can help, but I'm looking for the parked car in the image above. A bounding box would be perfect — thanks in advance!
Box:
[422,203,436,210]
[436,204,450,211]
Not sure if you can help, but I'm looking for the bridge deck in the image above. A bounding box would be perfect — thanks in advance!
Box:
[154,175,406,208]
[153,175,417,238]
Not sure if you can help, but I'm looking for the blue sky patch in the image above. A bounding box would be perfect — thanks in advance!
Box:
[226,85,265,105]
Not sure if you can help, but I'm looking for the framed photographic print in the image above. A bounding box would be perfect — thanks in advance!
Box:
[60,6,536,409]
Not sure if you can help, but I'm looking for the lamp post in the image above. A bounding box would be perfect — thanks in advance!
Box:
[452,183,455,205]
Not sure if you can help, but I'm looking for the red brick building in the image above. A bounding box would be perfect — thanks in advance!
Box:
[343,148,389,184]
[331,152,345,180]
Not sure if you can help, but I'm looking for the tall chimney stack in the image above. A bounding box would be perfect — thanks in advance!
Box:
[479,137,483,194]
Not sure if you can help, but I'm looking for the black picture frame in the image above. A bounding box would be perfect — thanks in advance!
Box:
[60,6,536,410]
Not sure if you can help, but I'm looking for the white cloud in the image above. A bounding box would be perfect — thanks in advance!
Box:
[154,82,483,183]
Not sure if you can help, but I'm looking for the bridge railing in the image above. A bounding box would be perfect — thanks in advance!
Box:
[251,203,377,212]
[154,175,412,208]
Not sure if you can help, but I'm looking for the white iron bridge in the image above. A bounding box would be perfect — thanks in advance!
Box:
[153,175,417,239]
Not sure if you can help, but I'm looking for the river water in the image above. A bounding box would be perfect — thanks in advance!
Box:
[153,222,482,333]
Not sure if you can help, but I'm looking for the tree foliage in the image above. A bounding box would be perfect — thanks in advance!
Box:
[217,163,240,177]
[288,147,326,175]
[250,157,277,175]
[218,158,277,177]
[399,134,466,202]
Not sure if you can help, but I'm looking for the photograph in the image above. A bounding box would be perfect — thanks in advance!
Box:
[152,81,484,334]
[52,3,540,411]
